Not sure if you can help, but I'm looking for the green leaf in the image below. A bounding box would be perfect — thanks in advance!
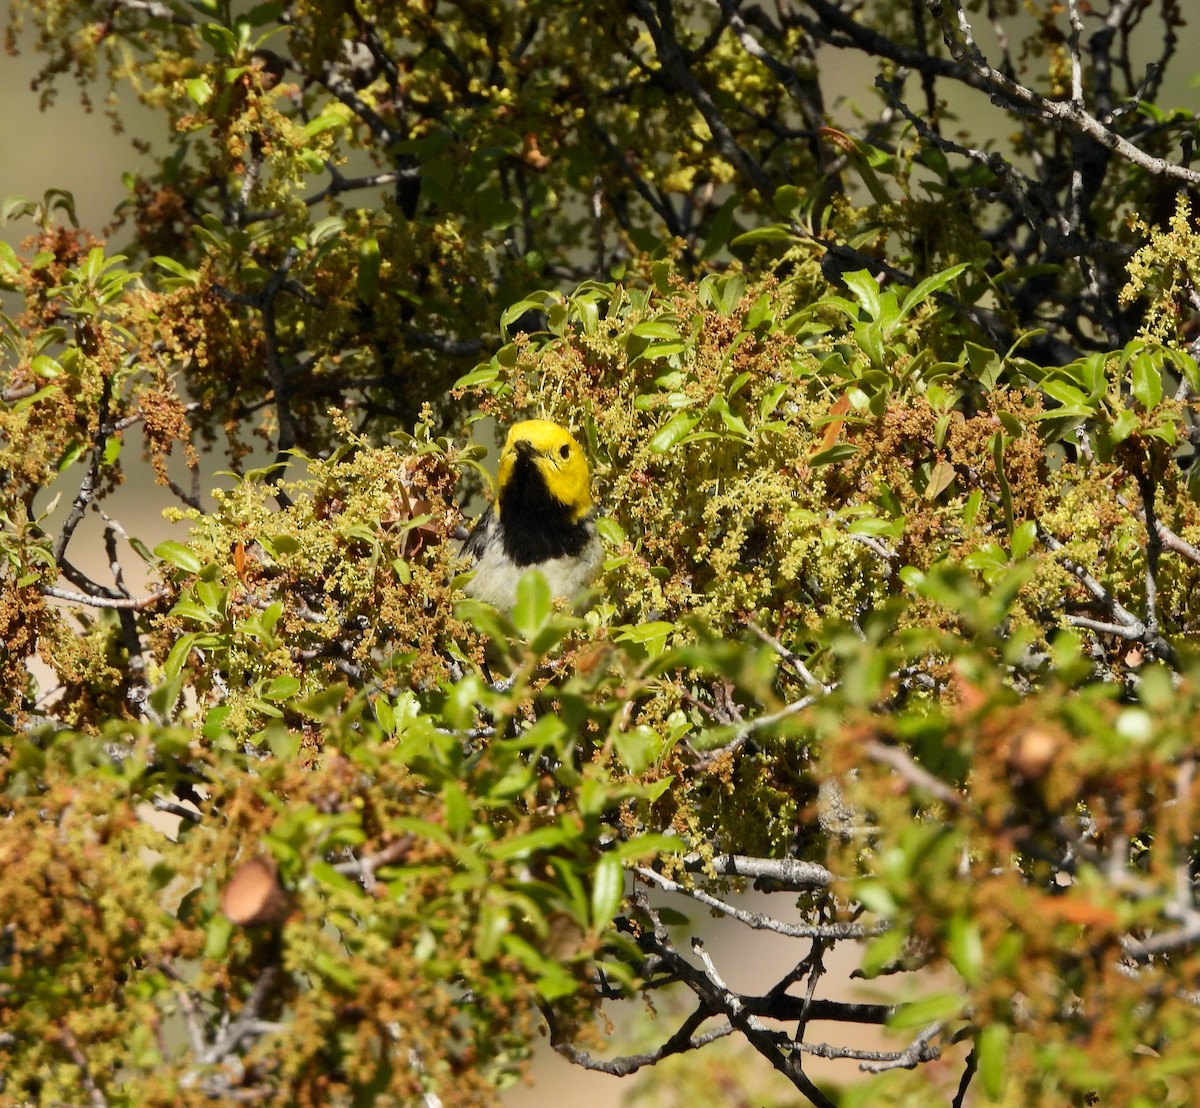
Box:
[996,411,1024,438]
[303,112,347,139]
[654,906,691,926]
[612,725,662,775]
[0,239,18,279]
[475,898,509,961]
[391,816,459,854]
[262,675,300,701]
[773,185,802,216]
[1042,378,1090,410]
[511,569,551,637]
[1172,350,1200,395]
[898,263,968,318]
[10,384,60,412]
[205,913,233,958]
[184,76,214,105]
[1104,406,1139,447]
[632,319,679,340]
[649,410,701,453]
[243,1,284,28]
[490,826,570,861]
[888,990,962,1030]
[198,23,239,59]
[615,621,674,659]
[711,395,750,439]
[500,295,550,335]
[847,516,901,538]
[651,259,673,294]
[152,256,198,283]
[312,951,359,992]
[510,713,567,755]
[357,236,381,300]
[977,1023,1010,1101]
[149,668,186,721]
[57,441,85,471]
[596,516,625,545]
[170,600,216,625]
[961,489,983,531]
[154,541,202,574]
[730,225,793,247]
[453,363,499,390]
[965,342,1002,390]
[265,725,300,758]
[546,857,589,924]
[573,295,600,335]
[842,269,882,320]
[1007,519,1035,560]
[809,443,857,467]
[859,926,906,978]
[590,855,625,930]
[311,861,362,897]
[299,684,349,719]
[102,434,122,468]
[1130,353,1164,410]
[990,432,1014,535]
[532,960,579,1002]
[962,543,1008,574]
[610,834,684,861]
[947,914,983,986]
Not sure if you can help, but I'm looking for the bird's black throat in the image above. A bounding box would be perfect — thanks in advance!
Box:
[498,454,592,566]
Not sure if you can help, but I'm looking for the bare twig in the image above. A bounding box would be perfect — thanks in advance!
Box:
[631,0,775,198]
[688,937,839,1108]
[849,529,901,563]
[199,963,282,1065]
[926,0,1200,186]
[863,738,964,809]
[859,1021,942,1073]
[110,0,193,25]
[41,585,169,611]
[151,796,203,824]
[1122,919,1200,962]
[55,1024,107,1107]
[1134,466,1163,641]
[1037,524,1175,663]
[241,170,412,224]
[747,621,832,692]
[543,1002,733,1076]
[952,1046,978,1108]
[634,866,872,940]
[681,852,834,890]
[53,374,113,567]
[331,837,415,891]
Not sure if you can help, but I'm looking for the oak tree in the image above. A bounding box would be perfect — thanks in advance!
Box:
[3,1,1200,1104]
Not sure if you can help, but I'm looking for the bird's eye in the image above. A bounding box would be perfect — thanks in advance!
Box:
[559,443,571,459]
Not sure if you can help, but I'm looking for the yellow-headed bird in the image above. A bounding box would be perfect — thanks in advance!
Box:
[462,420,602,610]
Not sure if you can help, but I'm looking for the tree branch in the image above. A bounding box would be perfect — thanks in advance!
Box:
[681,852,834,890]
[926,0,1200,186]
[633,866,872,940]
[41,585,170,611]
[543,1001,732,1076]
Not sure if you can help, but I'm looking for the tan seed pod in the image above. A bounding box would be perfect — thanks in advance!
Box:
[221,855,292,927]
[1007,726,1061,780]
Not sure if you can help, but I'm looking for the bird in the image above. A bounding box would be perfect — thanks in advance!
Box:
[461,419,603,610]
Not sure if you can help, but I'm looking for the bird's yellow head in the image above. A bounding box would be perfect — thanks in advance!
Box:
[496,419,592,523]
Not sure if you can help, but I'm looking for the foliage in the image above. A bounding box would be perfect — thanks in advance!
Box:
[4,1,1200,1105]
